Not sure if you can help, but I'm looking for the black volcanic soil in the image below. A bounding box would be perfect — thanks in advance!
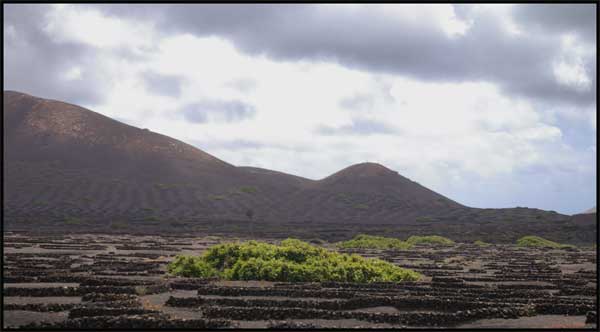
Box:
[3,232,597,329]
[3,91,595,244]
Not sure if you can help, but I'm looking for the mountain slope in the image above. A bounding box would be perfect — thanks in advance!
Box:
[3,90,593,244]
[583,207,596,214]
[3,91,302,222]
[278,163,464,224]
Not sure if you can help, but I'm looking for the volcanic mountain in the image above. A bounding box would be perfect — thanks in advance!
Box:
[582,207,596,214]
[4,90,309,223]
[3,91,594,243]
[570,206,597,225]
[277,163,464,224]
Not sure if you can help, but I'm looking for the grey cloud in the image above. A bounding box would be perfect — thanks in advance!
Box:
[316,118,397,136]
[141,71,185,97]
[180,99,256,123]
[511,4,596,42]
[180,104,207,123]
[3,4,110,106]
[91,4,595,108]
[339,94,375,111]
[7,4,596,109]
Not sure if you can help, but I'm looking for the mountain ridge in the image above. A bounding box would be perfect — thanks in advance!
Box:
[3,90,594,243]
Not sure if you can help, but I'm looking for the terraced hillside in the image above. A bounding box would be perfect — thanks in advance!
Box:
[3,91,595,243]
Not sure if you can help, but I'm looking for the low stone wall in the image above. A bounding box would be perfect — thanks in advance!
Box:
[13,314,233,329]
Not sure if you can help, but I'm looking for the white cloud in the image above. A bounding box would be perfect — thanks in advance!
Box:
[63,67,83,81]
[552,34,594,92]
[373,4,472,37]
[553,60,592,92]
[72,20,581,185]
[43,4,158,50]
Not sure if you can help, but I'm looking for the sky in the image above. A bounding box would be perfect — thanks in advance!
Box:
[3,4,597,214]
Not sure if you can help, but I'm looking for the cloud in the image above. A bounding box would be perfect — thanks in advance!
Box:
[92,4,595,108]
[180,99,256,123]
[316,118,398,136]
[192,138,266,151]
[511,4,596,42]
[224,78,258,93]
[191,138,310,153]
[3,4,110,105]
[141,70,185,97]
[339,94,375,111]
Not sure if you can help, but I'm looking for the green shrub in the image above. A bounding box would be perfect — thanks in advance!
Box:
[516,236,573,249]
[474,240,491,247]
[155,183,168,190]
[64,217,85,225]
[406,235,454,246]
[335,193,351,202]
[337,234,412,250]
[239,186,258,194]
[210,195,226,201]
[416,216,434,222]
[353,204,369,210]
[167,255,219,278]
[167,239,420,283]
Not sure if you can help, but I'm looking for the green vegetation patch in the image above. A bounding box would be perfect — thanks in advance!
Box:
[154,183,177,190]
[239,186,258,194]
[353,203,369,210]
[167,239,421,283]
[516,236,573,249]
[337,234,412,250]
[406,235,455,246]
[474,240,491,247]
[416,216,436,223]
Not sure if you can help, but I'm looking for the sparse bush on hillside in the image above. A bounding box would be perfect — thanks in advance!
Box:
[474,240,491,247]
[167,239,420,283]
[353,204,369,210]
[64,217,85,225]
[406,235,454,246]
[516,236,573,249]
[337,234,412,250]
[240,186,258,194]
[416,216,434,222]
[335,193,352,204]
[210,195,226,201]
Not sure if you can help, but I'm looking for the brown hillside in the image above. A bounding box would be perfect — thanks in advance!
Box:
[3,91,593,244]
[278,163,464,224]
